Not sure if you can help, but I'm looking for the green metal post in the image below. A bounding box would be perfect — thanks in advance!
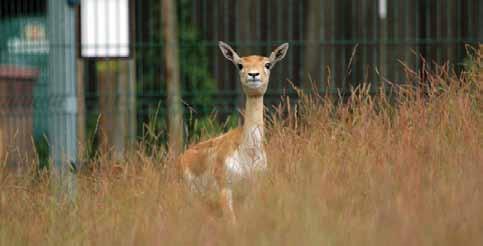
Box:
[47,0,77,201]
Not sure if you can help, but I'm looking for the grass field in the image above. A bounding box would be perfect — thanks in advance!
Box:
[1,53,482,245]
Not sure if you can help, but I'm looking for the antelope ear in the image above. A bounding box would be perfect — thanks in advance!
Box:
[269,43,289,65]
[218,41,241,64]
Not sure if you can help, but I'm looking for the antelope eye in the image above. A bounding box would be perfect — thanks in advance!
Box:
[237,64,243,70]
[265,63,271,69]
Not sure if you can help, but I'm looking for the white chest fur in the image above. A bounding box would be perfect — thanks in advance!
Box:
[225,127,267,183]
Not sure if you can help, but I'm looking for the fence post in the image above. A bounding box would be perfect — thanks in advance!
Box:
[303,0,322,88]
[76,59,86,162]
[127,59,137,149]
[47,0,77,200]
[98,61,128,160]
[162,0,183,156]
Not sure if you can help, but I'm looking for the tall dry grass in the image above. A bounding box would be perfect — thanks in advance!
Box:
[1,53,482,245]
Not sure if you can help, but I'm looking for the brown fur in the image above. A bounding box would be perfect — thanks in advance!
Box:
[178,128,242,185]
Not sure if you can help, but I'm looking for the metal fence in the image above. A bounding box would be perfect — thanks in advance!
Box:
[136,0,480,123]
[0,0,481,165]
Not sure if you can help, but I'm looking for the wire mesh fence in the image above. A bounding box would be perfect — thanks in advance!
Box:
[0,0,480,165]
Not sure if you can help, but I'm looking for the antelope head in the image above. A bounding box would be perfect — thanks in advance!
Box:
[218,41,289,97]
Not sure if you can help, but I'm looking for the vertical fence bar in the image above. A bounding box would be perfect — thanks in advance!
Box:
[159,0,165,99]
[466,0,471,44]
[267,0,272,53]
[214,0,219,110]
[223,0,229,111]
[256,0,261,50]
[436,0,441,63]
[351,0,357,89]
[362,0,367,85]
[298,0,303,83]
[425,0,430,67]
[456,0,461,63]
[288,0,293,83]
[415,0,420,72]
[379,0,387,86]
[330,0,335,91]
[393,0,399,82]
[479,0,483,43]
[320,2,325,89]
[372,0,378,90]
[276,0,282,92]
[404,0,409,68]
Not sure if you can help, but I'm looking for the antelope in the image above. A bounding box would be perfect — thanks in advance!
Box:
[177,41,289,223]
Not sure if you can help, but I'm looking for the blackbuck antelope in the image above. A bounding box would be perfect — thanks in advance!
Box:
[177,41,289,223]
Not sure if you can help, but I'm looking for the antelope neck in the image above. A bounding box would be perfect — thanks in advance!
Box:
[242,95,264,141]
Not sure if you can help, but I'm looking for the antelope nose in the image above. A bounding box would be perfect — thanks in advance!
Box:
[248,72,260,77]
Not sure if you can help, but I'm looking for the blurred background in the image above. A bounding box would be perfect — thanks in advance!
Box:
[0,0,480,168]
